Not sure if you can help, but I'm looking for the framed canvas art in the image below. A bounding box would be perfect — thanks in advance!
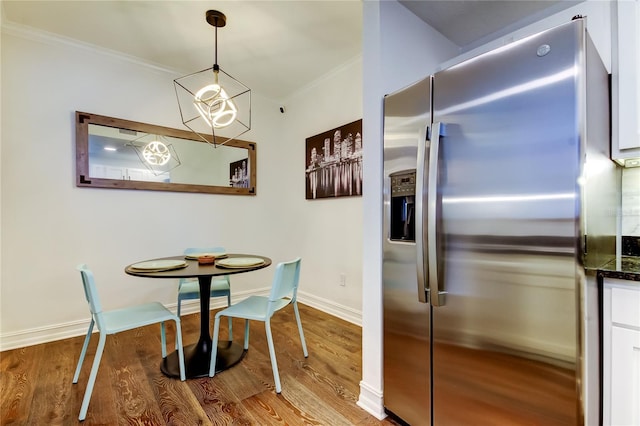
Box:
[305,119,362,199]
[229,158,249,188]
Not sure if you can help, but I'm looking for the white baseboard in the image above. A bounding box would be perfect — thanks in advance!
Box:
[0,288,362,351]
[0,319,91,352]
[296,291,362,326]
[357,380,386,420]
[0,287,267,352]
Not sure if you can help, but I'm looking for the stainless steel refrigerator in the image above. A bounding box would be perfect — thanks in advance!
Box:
[383,19,619,425]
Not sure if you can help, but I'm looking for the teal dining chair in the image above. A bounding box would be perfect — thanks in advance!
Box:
[72,264,185,421]
[208,257,308,393]
[178,247,233,339]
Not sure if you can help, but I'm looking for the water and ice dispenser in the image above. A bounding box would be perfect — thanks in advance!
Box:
[389,171,416,242]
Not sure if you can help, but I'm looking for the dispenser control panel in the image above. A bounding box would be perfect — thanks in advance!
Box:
[391,173,416,197]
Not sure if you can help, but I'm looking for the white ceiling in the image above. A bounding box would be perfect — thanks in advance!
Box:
[1,0,583,102]
[400,0,584,48]
[1,0,363,102]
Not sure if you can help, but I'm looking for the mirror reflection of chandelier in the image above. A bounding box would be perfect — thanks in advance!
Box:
[174,10,251,148]
[142,140,171,166]
[130,134,181,176]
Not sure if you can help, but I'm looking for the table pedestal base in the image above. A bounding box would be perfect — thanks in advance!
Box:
[161,340,246,379]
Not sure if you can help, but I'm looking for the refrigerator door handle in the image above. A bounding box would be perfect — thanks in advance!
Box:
[415,124,429,304]
[428,121,447,307]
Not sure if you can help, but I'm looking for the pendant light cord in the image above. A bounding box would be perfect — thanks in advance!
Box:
[214,17,219,70]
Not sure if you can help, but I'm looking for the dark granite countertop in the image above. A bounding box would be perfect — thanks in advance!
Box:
[597,256,640,282]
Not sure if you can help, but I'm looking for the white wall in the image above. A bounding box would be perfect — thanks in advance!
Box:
[0,22,363,349]
[359,0,616,419]
[359,0,459,418]
[277,57,364,322]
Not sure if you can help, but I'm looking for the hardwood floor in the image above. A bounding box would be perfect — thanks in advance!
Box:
[1,304,400,425]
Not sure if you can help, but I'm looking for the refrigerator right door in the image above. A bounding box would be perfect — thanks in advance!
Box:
[430,21,584,425]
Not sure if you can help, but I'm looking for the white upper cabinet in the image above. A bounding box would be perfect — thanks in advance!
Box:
[612,0,640,161]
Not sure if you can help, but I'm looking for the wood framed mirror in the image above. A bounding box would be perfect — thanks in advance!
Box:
[75,111,256,195]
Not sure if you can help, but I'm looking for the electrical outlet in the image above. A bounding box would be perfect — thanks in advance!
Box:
[340,273,346,286]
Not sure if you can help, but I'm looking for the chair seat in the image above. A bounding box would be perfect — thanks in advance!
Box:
[102,302,179,334]
[218,295,291,321]
[178,278,230,298]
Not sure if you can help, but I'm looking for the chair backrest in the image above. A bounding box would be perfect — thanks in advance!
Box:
[268,258,302,308]
[182,247,229,286]
[76,264,106,328]
[183,247,226,255]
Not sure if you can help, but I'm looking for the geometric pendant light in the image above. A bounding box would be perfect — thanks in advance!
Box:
[174,10,251,148]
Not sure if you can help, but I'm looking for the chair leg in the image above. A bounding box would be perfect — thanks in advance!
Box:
[160,322,167,358]
[78,332,106,421]
[243,319,250,350]
[174,318,186,381]
[73,320,95,384]
[226,293,233,341]
[175,297,183,350]
[264,319,281,393]
[209,314,222,377]
[293,302,309,357]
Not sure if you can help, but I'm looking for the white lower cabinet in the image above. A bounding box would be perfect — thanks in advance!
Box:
[603,279,640,426]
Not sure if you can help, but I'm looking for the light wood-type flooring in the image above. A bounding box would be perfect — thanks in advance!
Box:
[1,304,401,425]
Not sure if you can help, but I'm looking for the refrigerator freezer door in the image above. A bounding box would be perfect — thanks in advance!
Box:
[383,77,431,425]
[431,21,584,425]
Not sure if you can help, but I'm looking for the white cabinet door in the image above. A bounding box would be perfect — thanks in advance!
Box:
[89,164,124,179]
[610,326,640,426]
[126,168,167,183]
[612,0,640,160]
[125,168,147,181]
[604,280,640,425]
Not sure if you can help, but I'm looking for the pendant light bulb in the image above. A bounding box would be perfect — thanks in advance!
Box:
[193,71,238,128]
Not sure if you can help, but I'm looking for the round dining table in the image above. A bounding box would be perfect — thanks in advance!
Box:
[125,253,272,379]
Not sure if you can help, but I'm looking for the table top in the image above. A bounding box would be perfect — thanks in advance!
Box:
[125,253,272,279]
